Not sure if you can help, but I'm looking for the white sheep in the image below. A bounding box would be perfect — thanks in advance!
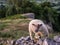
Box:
[28,19,49,40]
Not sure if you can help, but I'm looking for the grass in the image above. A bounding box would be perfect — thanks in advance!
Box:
[0,23,8,31]
[0,29,59,40]
[0,19,60,45]
[0,29,29,39]
[5,14,27,19]
[49,32,60,39]
[0,19,31,40]
[0,19,60,40]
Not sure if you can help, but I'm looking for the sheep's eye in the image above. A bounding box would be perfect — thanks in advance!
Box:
[32,24,35,25]
[32,24,42,29]
[37,24,42,29]
[32,24,37,27]
[38,24,42,27]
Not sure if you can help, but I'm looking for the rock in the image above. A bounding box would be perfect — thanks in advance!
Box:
[16,37,25,45]
[46,38,52,45]
[25,36,31,41]
[56,43,60,45]
[54,35,60,43]
[22,13,35,19]
[11,36,60,45]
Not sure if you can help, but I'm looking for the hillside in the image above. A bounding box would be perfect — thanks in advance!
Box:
[0,19,60,45]
[0,19,60,39]
[0,19,32,39]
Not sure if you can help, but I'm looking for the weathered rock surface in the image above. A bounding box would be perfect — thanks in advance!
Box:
[54,35,60,42]
[0,35,60,45]
[15,36,60,45]
[22,13,35,19]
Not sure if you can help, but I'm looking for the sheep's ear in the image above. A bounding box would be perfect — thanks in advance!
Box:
[32,24,36,26]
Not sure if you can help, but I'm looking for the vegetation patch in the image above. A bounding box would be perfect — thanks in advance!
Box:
[5,14,27,19]
[0,29,29,39]
[0,19,60,40]
[0,23,8,31]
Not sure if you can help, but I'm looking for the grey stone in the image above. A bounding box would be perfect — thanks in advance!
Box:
[54,35,60,43]
[25,36,31,41]
[56,43,60,45]
[12,36,60,45]
[16,37,25,45]
[22,13,35,19]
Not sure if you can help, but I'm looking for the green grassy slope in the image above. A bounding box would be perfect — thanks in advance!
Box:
[0,19,60,40]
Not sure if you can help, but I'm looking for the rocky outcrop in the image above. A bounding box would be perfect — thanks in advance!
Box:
[13,36,60,45]
[0,36,60,45]
[22,13,35,19]
[54,35,60,43]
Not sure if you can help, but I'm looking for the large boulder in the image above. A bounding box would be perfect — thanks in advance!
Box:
[54,35,60,43]
[22,13,35,19]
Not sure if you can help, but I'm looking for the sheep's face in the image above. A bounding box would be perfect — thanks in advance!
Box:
[32,24,42,32]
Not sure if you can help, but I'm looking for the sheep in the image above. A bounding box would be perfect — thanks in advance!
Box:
[28,19,49,40]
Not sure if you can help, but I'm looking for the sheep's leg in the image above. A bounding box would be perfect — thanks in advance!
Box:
[29,25,33,40]
[29,30,33,40]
